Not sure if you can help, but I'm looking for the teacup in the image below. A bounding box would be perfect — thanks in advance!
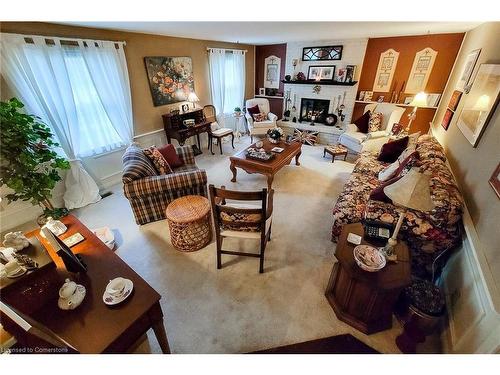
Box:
[106,277,126,296]
[4,260,22,276]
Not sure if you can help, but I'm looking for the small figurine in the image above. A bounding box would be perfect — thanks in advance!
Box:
[58,278,86,310]
[41,217,67,237]
[2,231,30,251]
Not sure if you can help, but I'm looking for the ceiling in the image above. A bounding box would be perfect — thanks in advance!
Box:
[60,22,481,45]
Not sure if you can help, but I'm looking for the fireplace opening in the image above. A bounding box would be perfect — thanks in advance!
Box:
[299,98,330,124]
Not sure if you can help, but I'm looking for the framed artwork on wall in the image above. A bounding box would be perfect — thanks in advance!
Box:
[489,163,500,199]
[144,56,194,107]
[441,108,454,130]
[264,55,281,89]
[448,90,462,111]
[373,49,399,92]
[405,48,438,94]
[456,49,481,91]
[456,64,500,147]
[345,65,357,83]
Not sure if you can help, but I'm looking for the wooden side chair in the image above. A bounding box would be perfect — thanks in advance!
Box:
[209,185,274,273]
[203,105,235,155]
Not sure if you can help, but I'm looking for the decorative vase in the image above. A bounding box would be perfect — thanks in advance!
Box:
[268,137,279,144]
[285,75,291,81]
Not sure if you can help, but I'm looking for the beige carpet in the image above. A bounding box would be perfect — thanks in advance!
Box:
[67,137,423,353]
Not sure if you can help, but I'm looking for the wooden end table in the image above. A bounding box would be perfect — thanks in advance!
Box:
[229,139,302,191]
[166,195,212,252]
[325,223,411,335]
[323,144,348,163]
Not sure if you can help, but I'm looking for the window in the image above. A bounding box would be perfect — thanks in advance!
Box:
[208,48,246,124]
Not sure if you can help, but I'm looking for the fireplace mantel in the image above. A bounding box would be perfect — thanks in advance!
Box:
[282,80,358,86]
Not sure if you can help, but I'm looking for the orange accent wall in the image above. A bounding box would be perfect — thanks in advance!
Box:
[354,33,464,134]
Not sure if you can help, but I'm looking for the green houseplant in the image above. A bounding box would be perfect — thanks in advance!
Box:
[0,98,70,220]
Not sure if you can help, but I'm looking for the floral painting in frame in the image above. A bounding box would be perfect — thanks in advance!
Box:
[144,56,194,106]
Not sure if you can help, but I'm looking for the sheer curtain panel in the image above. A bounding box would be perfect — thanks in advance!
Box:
[208,48,246,128]
[0,33,133,209]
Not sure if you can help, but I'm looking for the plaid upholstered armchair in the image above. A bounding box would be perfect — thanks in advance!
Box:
[122,143,208,225]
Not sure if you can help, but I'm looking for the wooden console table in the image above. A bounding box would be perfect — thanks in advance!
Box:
[162,107,211,151]
[325,223,411,335]
[0,215,170,353]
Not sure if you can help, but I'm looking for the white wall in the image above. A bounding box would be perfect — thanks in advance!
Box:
[283,39,368,124]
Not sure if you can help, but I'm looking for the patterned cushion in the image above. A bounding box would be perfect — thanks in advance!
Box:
[368,112,383,132]
[252,112,267,122]
[212,128,233,137]
[220,211,262,232]
[122,143,158,183]
[144,146,173,175]
[391,123,404,136]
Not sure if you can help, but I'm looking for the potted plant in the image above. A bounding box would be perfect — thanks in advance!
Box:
[234,107,242,116]
[266,127,284,144]
[0,98,70,222]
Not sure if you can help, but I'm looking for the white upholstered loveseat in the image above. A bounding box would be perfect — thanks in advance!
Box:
[245,98,278,142]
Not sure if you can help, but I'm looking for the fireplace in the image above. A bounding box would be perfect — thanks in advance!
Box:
[299,98,330,124]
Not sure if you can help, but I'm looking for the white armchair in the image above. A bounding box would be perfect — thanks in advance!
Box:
[339,103,406,153]
[245,98,277,142]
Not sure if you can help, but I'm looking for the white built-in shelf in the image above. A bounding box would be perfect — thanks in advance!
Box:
[354,100,438,110]
[255,95,284,100]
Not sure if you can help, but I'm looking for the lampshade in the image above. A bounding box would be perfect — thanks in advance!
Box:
[472,94,490,111]
[188,91,200,103]
[409,92,428,108]
[384,168,435,212]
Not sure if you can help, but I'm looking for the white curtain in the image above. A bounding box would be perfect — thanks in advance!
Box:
[0,33,133,209]
[208,48,245,128]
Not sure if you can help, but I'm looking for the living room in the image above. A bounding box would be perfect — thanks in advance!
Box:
[1,0,499,372]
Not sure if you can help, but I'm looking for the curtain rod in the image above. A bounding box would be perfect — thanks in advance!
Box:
[207,47,247,53]
[0,32,126,46]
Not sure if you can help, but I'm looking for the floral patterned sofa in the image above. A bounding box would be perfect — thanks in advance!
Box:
[331,134,464,279]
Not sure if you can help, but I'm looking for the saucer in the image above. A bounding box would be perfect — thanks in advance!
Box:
[6,266,27,279]
[103,278,133,305]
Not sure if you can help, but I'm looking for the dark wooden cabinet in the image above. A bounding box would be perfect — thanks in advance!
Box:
[325,223,411,335]
[162,107,211,151]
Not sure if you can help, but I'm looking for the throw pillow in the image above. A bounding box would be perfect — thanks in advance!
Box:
[391,122,404,136]
[247,104,260,116]
[394,151,420,177]
[378,136,409,163]
[144,146,173,175]
[353,110,371,134]
[252,112,267,122]
[370,175,403,203]
[157,144,184,168]
[368,112,383,132]
[378,159,401,181]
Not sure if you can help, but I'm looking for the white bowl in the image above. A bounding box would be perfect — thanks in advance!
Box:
[353,245,386,272]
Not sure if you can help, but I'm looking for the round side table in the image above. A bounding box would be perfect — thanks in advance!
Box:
[165,195,212,252]
[233,113,247,140]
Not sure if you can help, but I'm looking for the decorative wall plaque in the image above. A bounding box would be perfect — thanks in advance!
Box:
[373,49,399,92]
[264,55,281,89]
[405,48,438,94]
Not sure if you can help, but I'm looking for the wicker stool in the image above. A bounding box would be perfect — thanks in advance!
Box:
[165,195,212,252]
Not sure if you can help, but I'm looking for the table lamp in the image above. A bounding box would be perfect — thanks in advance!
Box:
[405,92,428,133]
[382,168,435,260]
[188,91,200,109]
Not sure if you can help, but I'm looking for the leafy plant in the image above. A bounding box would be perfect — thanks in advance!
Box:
[234,107,241,112]
[0,98,70,218]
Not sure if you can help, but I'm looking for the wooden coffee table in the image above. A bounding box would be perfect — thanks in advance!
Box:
[230,139,302,190]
